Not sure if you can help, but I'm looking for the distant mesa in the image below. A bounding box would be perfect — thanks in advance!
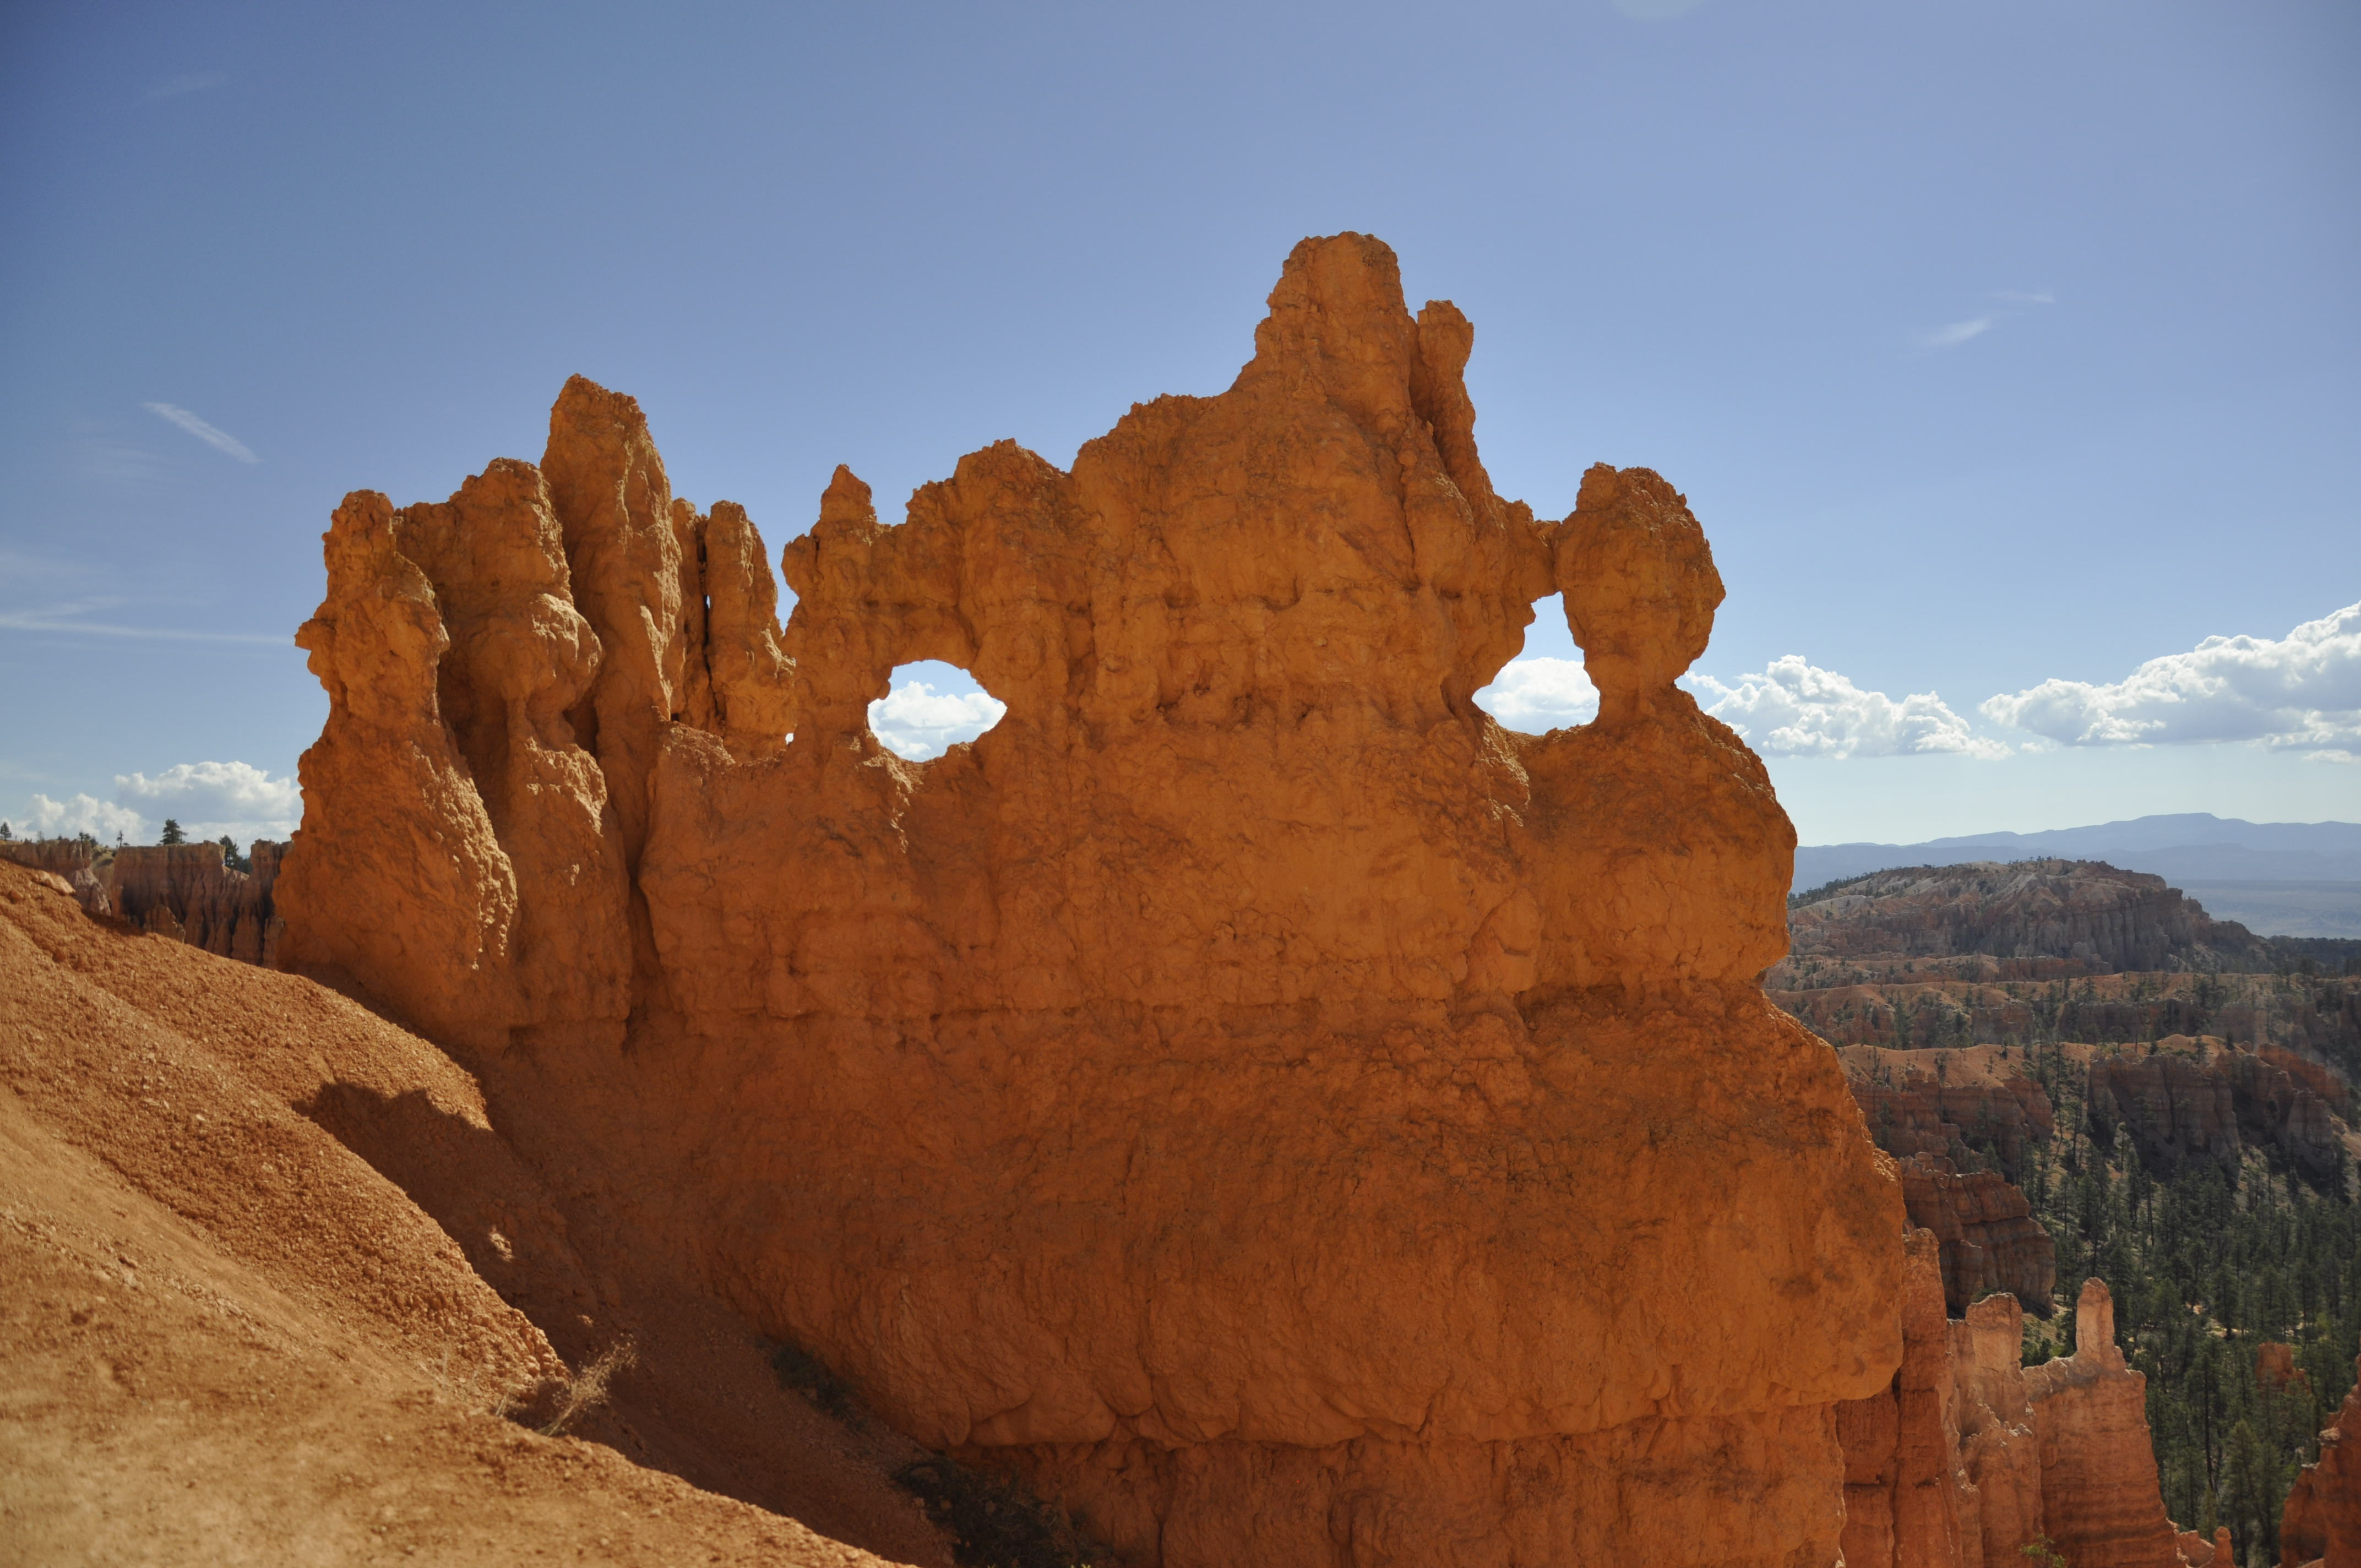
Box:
[1795,813,2361,939]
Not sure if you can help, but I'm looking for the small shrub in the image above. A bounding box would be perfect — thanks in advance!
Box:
[2020,1537,2067,1568]
[538,1338,636,1436]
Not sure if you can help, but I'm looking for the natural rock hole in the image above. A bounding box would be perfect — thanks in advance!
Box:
[1472,592,1599,733]
[867,661,1007,761]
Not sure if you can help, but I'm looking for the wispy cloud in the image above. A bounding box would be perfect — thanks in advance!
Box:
[0,600,284,645]
[143,401,259,464]
[1914,318,1994,350]
[1992,290,2057,306]
[146,73,227,101]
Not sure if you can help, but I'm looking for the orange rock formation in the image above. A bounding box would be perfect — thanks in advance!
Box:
[1837,1272,2187,1568]
[2280,1352,2361,1568]
[273,234,1905,1563]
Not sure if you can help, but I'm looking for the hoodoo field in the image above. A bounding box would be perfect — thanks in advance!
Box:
[4,236,2356,1567]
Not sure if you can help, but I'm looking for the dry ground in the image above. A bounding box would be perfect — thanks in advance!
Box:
[0,860,957,1566]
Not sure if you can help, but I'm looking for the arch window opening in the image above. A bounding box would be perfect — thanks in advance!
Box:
[1471,593,1598,733]
[869,661,1007,760]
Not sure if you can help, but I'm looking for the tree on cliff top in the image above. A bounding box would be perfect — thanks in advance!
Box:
[160,818,184,845]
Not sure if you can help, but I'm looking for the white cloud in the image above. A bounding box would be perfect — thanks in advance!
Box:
[1689,656,2008,759]
[868,678,1006,760]
[21,793,147,842]
[143,401,259,464]
[1916,318,1993,350]
[115,761,300,836]
[1473,657,1599,732]
[1992,290,2057,306]
[1981,601,2361,752]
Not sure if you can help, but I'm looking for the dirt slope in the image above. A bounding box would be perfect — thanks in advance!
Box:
[0,861,950,1566]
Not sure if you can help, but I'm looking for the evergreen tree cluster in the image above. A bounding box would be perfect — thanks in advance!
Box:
[2012,1041,2358,1566]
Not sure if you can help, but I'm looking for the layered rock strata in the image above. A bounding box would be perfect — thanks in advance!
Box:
[275,234,1905,1564]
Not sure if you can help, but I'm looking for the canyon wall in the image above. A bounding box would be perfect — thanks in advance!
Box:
[274,233,1905,1565]
[1895,1155,2057,1319]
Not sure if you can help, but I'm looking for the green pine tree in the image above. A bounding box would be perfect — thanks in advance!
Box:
[160,818,186,845]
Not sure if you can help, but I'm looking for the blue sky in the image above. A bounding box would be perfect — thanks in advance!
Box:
[2,0,2355,846]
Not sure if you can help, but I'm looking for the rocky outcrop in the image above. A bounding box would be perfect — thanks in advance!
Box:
[3,839,287,959]
[1840,1044,2057,1180]
[1787,861,2271,975]
[2088,1038,2243,1175]
[2280,1352,2361,1568]
[2088,1036,2354,1186]
[2023,1280,2183,1568]
[1836,1269,2185,1568]
[275,234,1905,1565]
[2232,1047,2352,1185]
[1897,1154,2057,1318]
[110,841,286,964]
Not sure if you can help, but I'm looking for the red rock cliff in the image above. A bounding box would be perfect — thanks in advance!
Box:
[275,234,1905,1566]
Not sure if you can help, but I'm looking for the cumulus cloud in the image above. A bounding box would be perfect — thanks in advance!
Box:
[1690,656,2008,759]
[143,401,259,464]
[1981,601,2361,754]
[868,677,1007,760]
[1473,657,1600,732]
[114,760,300,835]
[19,793,147,842]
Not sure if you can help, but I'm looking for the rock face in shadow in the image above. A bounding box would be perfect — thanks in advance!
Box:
[275,233,1905,1565]
[1838,1043,2056,1181]
[2088,1036,2353,1186]
[1896,1154,2057,1319]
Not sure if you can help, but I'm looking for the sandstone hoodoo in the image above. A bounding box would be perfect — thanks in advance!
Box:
[268,233,1908,1564]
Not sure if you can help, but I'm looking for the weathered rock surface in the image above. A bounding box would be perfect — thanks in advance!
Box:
[1895,1155,2057,1319]
[2280,1352,2361,1568]
[275,234,1905,1565]
[1783,861,2271,976]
